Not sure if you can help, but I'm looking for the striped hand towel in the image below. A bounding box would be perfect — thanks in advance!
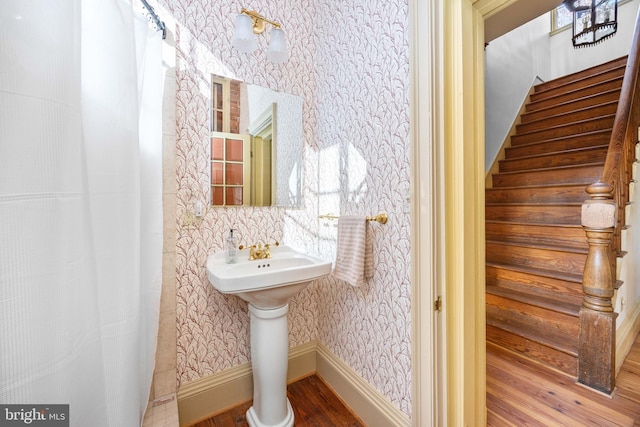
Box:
[333,216,373,286]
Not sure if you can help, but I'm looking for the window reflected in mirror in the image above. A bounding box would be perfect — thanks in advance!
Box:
[210,134,250,206]
[209,74,303,207]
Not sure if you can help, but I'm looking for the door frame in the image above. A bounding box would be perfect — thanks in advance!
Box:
[410,0,523,424]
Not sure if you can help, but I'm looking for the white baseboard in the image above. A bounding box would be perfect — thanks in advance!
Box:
[176,341,316,426]
[616,299,640,373]
[176,340,410,427]
[316,342,411,427]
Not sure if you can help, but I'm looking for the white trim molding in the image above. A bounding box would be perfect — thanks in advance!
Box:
[616,299,640,373]
[316,342,411,427]
[176,341,409,426]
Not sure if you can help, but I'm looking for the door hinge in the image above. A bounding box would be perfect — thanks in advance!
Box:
[434,296,442,312]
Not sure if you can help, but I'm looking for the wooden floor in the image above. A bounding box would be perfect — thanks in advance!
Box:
[487,332,640,426]
[192,374,364,427]
[194,334,640,426]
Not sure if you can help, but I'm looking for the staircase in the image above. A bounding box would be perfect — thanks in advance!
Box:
[485,57,628,377]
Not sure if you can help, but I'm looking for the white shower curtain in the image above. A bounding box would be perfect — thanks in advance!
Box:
[0,1,163,426]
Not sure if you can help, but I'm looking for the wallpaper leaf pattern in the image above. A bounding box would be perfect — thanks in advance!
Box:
[166,0,411,416]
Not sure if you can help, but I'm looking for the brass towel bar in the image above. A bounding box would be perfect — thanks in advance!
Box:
[318,212,388,224]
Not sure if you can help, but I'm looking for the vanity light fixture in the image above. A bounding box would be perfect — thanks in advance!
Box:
[231,8,289,63]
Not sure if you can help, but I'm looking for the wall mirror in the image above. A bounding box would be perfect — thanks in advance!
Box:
[210,74,303,207]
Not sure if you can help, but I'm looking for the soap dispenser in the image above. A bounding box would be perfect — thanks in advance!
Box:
[226,229,238,264]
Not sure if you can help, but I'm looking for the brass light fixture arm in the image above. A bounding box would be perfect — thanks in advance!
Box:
[241,8,282,34]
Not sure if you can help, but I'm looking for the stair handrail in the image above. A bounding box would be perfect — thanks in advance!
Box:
[599,8,640,255]
[579,7,640,394]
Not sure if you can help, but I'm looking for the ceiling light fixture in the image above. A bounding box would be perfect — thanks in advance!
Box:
[563,0,618,48]
[231,8,289,63]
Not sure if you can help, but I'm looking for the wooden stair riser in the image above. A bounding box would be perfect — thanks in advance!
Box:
[505,131,611,159]
[516,102,618,134]
[487,285,580,318]
[486,242,586,275]
[485,222,587,250]
[492,164,603,187]
[529,77,624,109]
[486,204,581,224]
[486,293,579,352]
[521,90,622,123]
[533,57,626,93]
[486,325,578,377]
[499,146,608,172]
[531,69,624,102]
[511,116,615,146]
[486,185,589,204]
[486,264,583,303]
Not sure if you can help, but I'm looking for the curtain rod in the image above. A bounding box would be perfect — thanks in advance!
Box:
[140,0,166,39]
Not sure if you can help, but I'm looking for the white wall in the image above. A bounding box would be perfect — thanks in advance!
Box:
[485,0,640,172]
[485,14,551,170]
[549,0,640,79]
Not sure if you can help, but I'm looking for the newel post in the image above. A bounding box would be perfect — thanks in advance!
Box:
[578,182,617,394]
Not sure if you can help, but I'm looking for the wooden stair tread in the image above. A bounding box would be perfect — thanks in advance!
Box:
[528,81,623,114]
[532,56,626,93]
[512,114,616,140]
[494,161,604,177]
[507,128,612,147]
[486,201,583,205]
[486,184,589,197]
[486,221,588,251]
[505,129,612,156]
[487,263,584,304]
[486,187,591,205]
[486,182,589,190]
[486,285,580,317]
[486,202,583,209]
[487,326,579,377]
[523,88,622,121]
[531,75,624,103]
[486,310,578,357]
[501,144,609,163]
[486,238,588,255]
[486,261,583,284]
[517,100,619,132]
[499,146,608,173]
[485,220,586,236]
[486,219,582,228]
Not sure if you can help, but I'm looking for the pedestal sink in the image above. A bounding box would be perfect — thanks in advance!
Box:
[206,245,331,427]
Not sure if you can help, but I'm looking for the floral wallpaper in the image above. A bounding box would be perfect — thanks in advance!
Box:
[166,0,411,417]
[313,0,412,414]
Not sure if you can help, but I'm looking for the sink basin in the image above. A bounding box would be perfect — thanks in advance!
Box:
[206,245,331,309]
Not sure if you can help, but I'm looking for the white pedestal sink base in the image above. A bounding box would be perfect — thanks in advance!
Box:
[205,246,331,426]
[246,400,293,427]
[247,303,294,427]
